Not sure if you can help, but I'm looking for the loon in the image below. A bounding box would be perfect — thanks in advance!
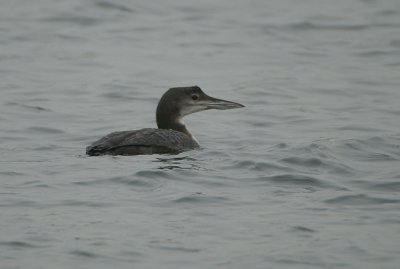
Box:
[86,86,244,156]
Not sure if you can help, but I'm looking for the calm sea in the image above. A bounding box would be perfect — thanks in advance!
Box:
[1,0,400,268]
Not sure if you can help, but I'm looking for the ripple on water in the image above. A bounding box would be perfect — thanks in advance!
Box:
[149,244,201,253]
[0,171,25,176]
[290,226,316,233]
[262,21,371,32]
[109,175,160,189]
[4,102,51,112]
[279,156,355,176]
[101,92,137,100]
[325,194,400,205]
[0,200,38,208]
[32,145,60,151]
[56,200,112,208]
[356,50,400,58]
[231,160,293,173]
[20,180,52,189]
[74,173,164,190]
[26,126,65,134]
[70,250,100,258]
[154,156,202,171]
[371,181,400,192]
[256,174,345,190]
[135,170,175,179]
[338,136,400,161]
[0,241,39,249]
[95,1,134,13]
[172,193,229,205]
[41,15,102,26]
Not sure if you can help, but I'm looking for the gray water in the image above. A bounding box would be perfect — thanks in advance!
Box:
[1,0,400,268]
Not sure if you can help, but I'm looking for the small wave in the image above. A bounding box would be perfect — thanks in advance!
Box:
[5,102,50,112]
[390,40,400,48]
[272,257,345,267]
[325,194,400,205]
[101,92,137,100]
[95,1,134,13]
[257,174,344,190]
[281,157,323,167]
[70,250,100,258]
[172,194,229,204]
[291,226,316,233]
[135,170,174,179]
[74,174,163,189]
[376,9,398,16]
[260,21,400,35]
[33,145,60,151]
[260,21,368,32]
[55,34,86,42]
[155,156,202,170]
[57,200,111,208]
[0,200,38,208]
[41,15,102,26]
[370,181,400,192]
[337,125,380,132]
[0,171,25,176]
[21,180,52,189]
[335,136,400,162]
[232,160,293,173]
[26,126,65,134]
[356,50,400,58]
[0,241,39,249]
[288,21,369,31]
[280,156,356,176]
[109,175,157,187]
[150,245,201,253]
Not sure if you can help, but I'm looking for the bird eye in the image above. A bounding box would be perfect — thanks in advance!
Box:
[191,94,199,100]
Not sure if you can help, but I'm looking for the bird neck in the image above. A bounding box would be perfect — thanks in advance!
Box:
[156,106,185,132]
[159,117,188,134]
[156,112,199,145]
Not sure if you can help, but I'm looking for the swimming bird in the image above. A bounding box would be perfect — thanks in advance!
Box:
[86,86,244,156]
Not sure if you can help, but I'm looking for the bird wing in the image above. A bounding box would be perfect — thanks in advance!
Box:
[86,128,197,155]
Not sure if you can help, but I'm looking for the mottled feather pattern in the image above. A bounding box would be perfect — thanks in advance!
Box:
[86,128,198,155]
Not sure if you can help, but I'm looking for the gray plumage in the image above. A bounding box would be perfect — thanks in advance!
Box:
[86,128,198,156]
[86,86,243,156]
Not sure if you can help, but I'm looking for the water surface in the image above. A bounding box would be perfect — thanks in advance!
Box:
[1,0,400,268]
